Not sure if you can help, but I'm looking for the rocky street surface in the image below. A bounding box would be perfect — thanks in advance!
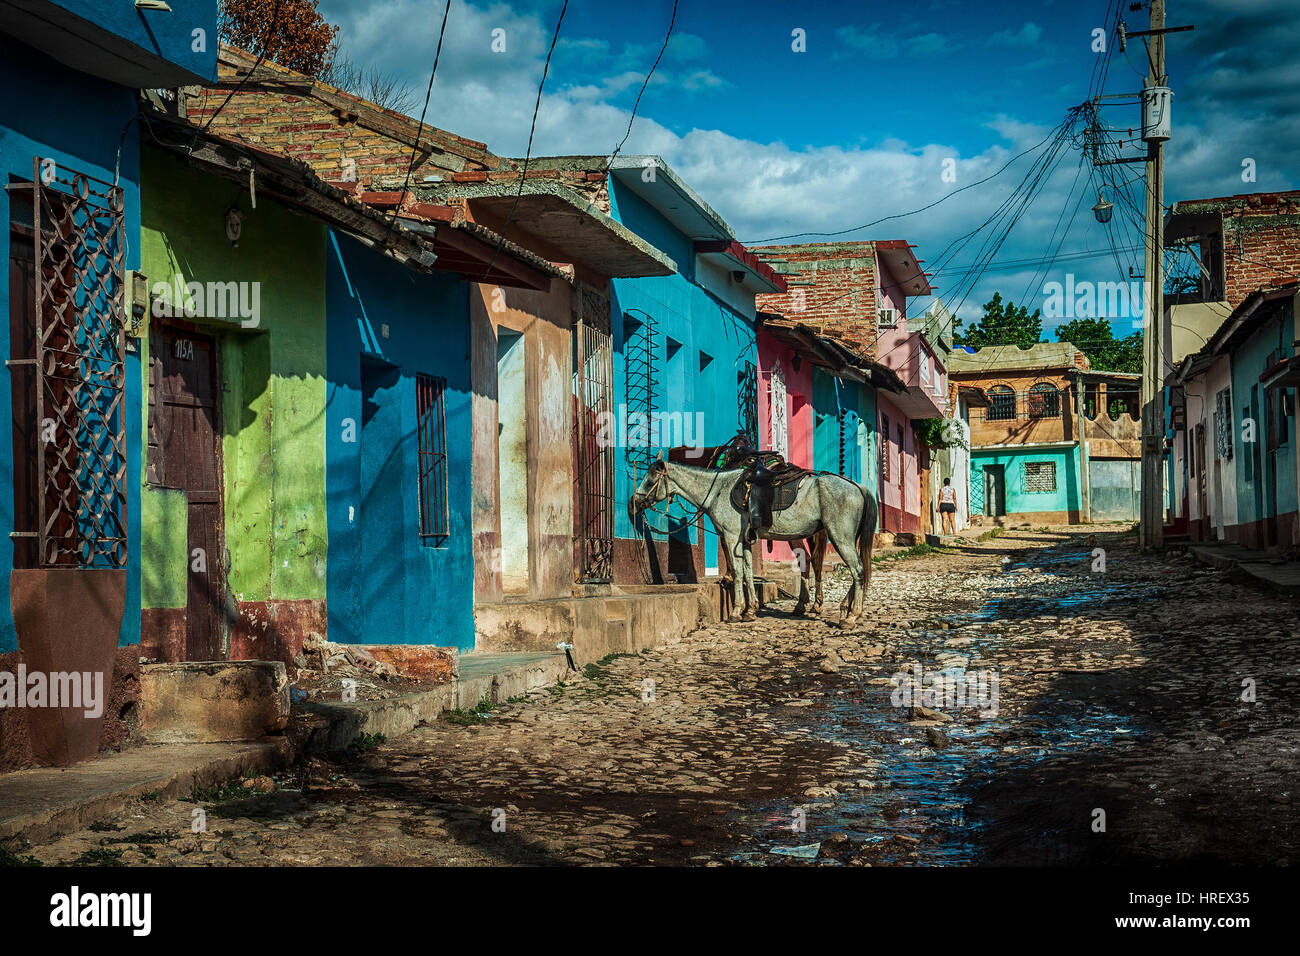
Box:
[14,527,1300,867]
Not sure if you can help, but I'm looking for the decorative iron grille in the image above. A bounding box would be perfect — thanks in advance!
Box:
[573,321,614,582]
[738,360,758,446]
[30,158,127,567]
[1024,461,1057,493]
[969,467,985,514]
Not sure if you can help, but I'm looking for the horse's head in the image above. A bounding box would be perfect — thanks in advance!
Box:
[629,459,670,518]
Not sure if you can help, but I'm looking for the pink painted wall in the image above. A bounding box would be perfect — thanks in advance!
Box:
[876,391,920,534]
[757,329,813,561]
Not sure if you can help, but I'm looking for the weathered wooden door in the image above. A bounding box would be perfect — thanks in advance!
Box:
[156,327,225,660]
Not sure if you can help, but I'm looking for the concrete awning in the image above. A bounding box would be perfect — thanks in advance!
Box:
[889,385,947,419]
[875,239,934,297]
[608,155,733,241]
[695,241,787,294]
[422,181,675,278]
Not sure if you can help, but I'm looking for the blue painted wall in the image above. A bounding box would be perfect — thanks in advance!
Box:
[0,42,143,652]
[324,230,475,649]
[1230,303,1297,527]
[605,177,757,573]
[51,0,218,81]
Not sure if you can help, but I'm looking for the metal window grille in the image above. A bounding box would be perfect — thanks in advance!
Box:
[738,360,758,446]
[987,386,1016,421]
[1027,383,1061,418]
[1024,461,1057,493]
[1215,387,1233,460]
[416,373,448,543]
[29,159,127,567]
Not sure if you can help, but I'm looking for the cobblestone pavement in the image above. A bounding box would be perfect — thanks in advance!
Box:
[17,527,1300,866]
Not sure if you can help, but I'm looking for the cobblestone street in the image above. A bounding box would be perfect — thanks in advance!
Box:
[19,528,1300,867]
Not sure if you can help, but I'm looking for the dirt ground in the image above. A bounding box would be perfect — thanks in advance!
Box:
[14,526,1300,867]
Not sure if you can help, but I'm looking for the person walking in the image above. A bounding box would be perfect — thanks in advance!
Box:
[938,477,958,535]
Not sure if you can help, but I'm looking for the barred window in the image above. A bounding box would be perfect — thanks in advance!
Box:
[987,385,1016,421]
[1027,382,1060,418]
[417,374,449,543]
[1025,461,1056,493]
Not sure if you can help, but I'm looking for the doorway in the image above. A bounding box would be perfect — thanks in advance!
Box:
[156,326,226,660]
[984,464,1006,517]
[497,330,529,593]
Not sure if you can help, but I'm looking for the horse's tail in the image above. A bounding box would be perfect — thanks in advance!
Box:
[856,483,878,587]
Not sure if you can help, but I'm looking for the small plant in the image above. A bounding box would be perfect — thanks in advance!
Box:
[0,846,43,867]
[70,848,124,867]
[351,732,387,752]
[187,780,261,803]
[441,697,496,726]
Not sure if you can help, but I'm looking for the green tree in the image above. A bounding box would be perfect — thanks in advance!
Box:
[952,292,1043,350]
[1053,317,1143,374]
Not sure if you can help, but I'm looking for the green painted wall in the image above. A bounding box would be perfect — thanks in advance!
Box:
[139,146,328,610]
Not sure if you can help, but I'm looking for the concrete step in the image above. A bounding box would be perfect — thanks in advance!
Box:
[0,739,292,848]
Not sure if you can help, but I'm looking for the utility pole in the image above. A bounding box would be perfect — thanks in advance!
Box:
[1139,0,1167,550]
[1076,370,1091,523]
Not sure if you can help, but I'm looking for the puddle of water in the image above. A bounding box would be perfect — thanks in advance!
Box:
[730,543,1147,866]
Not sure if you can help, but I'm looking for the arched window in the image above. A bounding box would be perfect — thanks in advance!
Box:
[987,385,1016,421]
[1028,381,1061,418]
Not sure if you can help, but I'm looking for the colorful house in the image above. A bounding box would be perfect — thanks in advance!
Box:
[753,240,943,537]
[754,315,905,562]
[948,342,1141,525]
[0,1,217,768]
[175,46,671,642]
[137,108,561,664]
[1165,190,1300,548]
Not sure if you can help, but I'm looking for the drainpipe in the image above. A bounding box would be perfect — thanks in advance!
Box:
[1076,371,1091,523]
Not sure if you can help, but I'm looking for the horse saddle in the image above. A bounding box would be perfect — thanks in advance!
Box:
[725,445,811,541]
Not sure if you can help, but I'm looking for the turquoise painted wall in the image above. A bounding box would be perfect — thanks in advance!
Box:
[813,368,869,483]
[1230,303,1297,526]
[971,447,1082,517]
[606,177,757,573]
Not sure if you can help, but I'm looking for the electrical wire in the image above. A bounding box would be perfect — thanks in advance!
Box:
[480,0,570,280]
[604,0,678,175]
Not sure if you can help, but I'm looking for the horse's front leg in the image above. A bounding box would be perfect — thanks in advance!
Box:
[722,533,745,623]
[740,541,758,621]
[792,542,810,616]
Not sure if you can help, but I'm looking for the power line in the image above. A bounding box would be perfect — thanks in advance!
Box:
[744,122,1067,245]
[195,0,284,145]
[604,0,678,174]
[391,0,454,226]
[481,0,570,280]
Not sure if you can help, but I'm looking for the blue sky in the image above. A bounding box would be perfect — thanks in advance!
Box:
[319,0,1299,337]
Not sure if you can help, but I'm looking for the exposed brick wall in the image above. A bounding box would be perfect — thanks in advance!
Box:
[752,242,880,356]
[1178,191,1300,306]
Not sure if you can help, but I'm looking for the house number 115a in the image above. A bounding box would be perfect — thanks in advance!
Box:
[174,339,194,360]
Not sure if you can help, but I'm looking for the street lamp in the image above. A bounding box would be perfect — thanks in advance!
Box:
[1092,193,1114,224]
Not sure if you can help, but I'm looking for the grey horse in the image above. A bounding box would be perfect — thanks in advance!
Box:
[630,460,877,623]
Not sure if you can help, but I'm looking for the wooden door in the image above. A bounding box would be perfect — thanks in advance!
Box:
[156,327,225,660]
